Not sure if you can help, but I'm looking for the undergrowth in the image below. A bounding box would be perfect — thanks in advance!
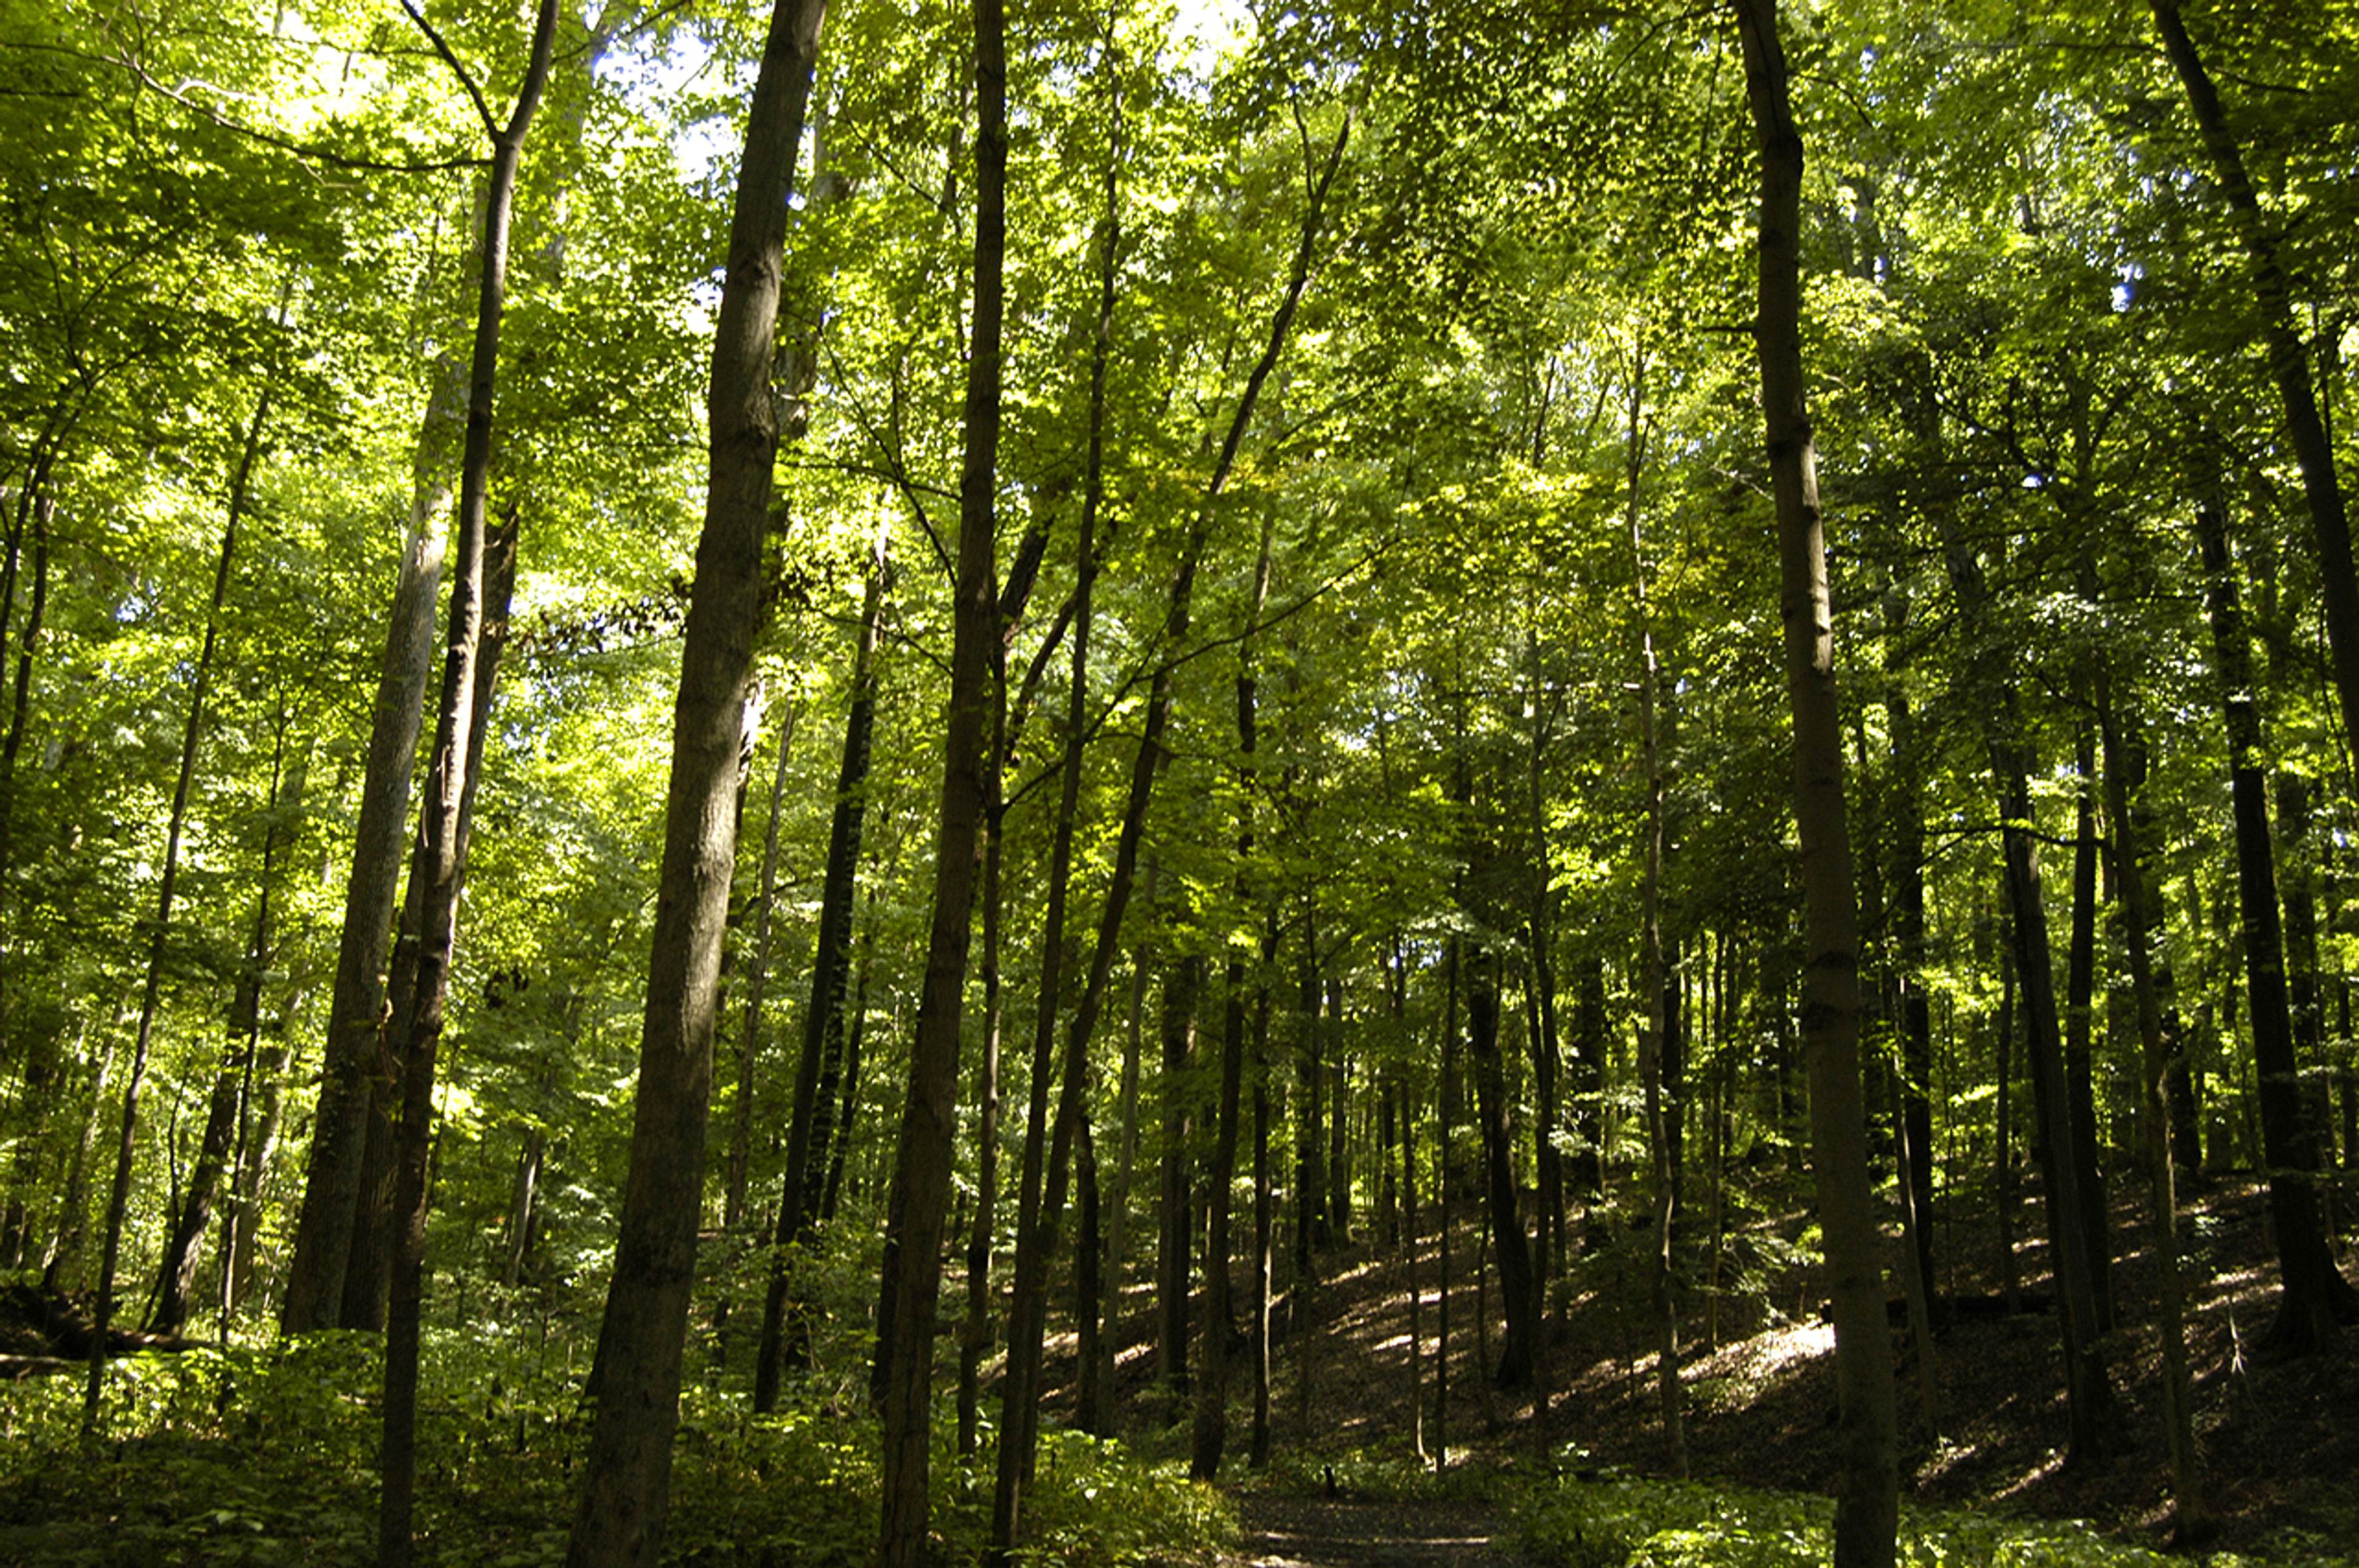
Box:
[0,1334,1231,1567]
[1514,1465,2358,1568]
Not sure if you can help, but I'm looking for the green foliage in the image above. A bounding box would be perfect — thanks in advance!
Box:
[0,1341,1231,1567]
[1516,1472,2359,1568]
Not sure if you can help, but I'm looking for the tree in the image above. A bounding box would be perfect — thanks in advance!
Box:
[563,0,829,1558]
[1732,1,1899,1561]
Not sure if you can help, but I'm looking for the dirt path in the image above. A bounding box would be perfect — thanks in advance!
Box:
[1228,1494,1533,1568]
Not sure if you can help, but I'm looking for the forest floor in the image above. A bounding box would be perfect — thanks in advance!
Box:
[1061,1170,2359,1564]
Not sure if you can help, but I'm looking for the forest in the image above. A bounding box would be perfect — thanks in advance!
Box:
[1,0,2355,1562]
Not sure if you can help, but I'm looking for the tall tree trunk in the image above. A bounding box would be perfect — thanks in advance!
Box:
[84,332,279,1425]
[1466,950,1536,1391]
[1248,935,1276,1469]
[721,696,798,1255]
[2095,676,2209,1542]
[1156,954,1200,1398]
[1524,648,1567,1327]
[2191,494,2355,1351]
[1192,497,1275,1480]
[563,0,826,1560]
[987,67,1124,1538]
[0,491,53,1266]
[874,0,1000,1556]
[1734,2,1899,1558]
[147,717,299,1338]
[1926,456,2116,1457]
[1625,333,1684,1474]
[1883,594,1938,1308]
[757,544,885,1407]
[382,503,522,1564]
[2064,716,2111,1330]
[376,4,562,1545]
[2149,0,2359,769]
[1432,935,1457,1468]
[280,353,461,1335]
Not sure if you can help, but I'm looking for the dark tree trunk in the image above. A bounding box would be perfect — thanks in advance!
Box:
[562,0,825,1558]
[722,694,798,1236]
[1734,1,1900,1556]
[2096,677,2209,1540]
[1570,955,1605,1195]
[85,329,280,1425]
[1627,345,1684,1470]
[757,550,884,1408]
[383,504,522,1566]
[1466,952,1536,1390]
[1156,955,1200,1397]
[2064,719,2111,1330]
[280,354,460,1335]
[147,725,297,1338]
[2150,0,2359,770]
[2191,496,2355,1352]
[873,0,999,1554]
[1249,938,1275,1469]
[1192,501,1274,1480]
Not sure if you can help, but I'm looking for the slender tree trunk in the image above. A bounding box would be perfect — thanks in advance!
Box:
[563,0,826,1560]
[1883,596,1938,1308]
[1734,2,1899,1557]
[376,6,562,1545]
[149,720,297,1338]
[986,75,1123,1539]
[280,354,460,1334]
[0,491,53,1265]
[2064,717,2111,1330]
[716,693,799,1366]
[84,337,278,1425]
[956,778,1003,1459]
[383,503,521,1564]
[1466,950,1536,1391]
[758,544,885,1407]
[2095,676,2209,1541]
[1156,954,1200,1399]
[1249,939,1275,1468]
[2191,494,2355,1351]
[1192,499,1275,1480]
[1104,934,1149,1434]
[1625,335,1684,1473]
[724,696,798,1238]
[2150,0,2359,769]
[1433,936,1457,1469]
[875,0,1000,1556]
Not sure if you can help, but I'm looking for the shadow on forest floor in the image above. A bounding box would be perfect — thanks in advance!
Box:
[1044,1172,2359,1562]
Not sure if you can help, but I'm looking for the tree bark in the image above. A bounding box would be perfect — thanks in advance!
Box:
[2095,676,2209,1542]
[84,329,278,1426]
[2191,494,2355,1351]
[722,698,798,1241]
[280,352,460,1335]
[2064,717,2111,1330]
[1733,1,1899,1558]
[147,719,299,1338]
[1466,950,1536,1391]
[757,545,885,1408]
[1192,498,1275,1480]
[383,505,522,1566]
[2149,0,2359,771]
[1625,333,1684,1473]
[874,0,1000,1556]
[562,0,826,1561]
[1156,953,1200,1398]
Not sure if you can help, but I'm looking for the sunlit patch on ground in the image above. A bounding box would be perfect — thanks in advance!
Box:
[1679,1317,1834,1411]
[1993,1447,2067,1502]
